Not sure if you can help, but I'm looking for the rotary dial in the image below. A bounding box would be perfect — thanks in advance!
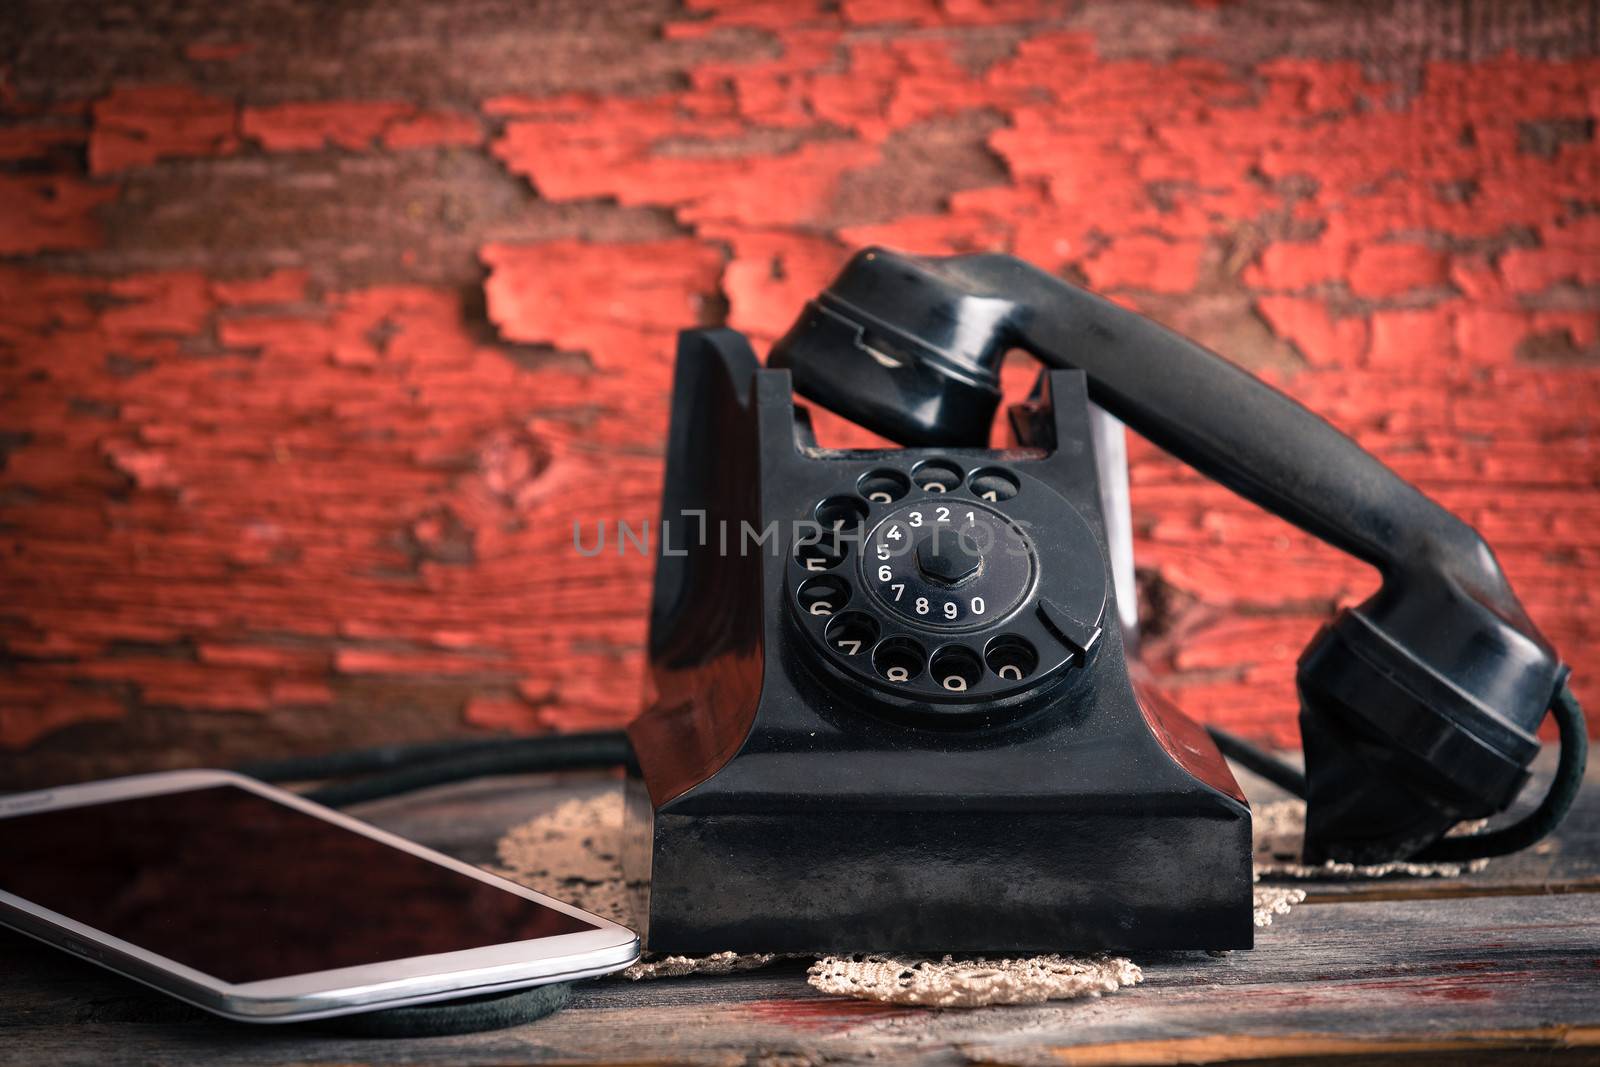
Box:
[787,458,1107,714]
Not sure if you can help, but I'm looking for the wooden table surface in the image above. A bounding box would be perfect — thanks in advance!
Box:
[3,758,1598,1066]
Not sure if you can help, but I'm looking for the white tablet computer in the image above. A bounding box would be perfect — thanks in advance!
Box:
[0,769,639,1022]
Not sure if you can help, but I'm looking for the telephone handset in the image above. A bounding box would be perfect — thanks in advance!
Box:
[623,248,1585,956]
[768,248,1586,865]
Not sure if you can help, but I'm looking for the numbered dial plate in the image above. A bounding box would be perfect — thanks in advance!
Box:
[786,458,1107,716]
[862,501,1034,631]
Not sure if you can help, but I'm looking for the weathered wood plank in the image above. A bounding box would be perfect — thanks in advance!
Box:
[3,763,1597,1064]
[4,0,1598,789]
[1,893,1596,1065]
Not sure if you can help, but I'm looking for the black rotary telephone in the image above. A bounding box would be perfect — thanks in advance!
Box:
[624,248,1587,955]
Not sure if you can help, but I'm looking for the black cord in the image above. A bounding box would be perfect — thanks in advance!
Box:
[271,725,1311,807]
[246,689,1581,863]
[298,731,632,808]
[1413,682,1589,862]
[238,737,512,784]
[1205,724,1308,798]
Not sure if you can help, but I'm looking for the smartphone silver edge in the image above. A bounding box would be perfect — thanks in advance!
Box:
[0,769,641,1023]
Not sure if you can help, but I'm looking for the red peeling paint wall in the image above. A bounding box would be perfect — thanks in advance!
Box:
[1,2,1597,786]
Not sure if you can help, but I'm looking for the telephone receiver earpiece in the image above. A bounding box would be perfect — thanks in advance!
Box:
[769,246,1585,864]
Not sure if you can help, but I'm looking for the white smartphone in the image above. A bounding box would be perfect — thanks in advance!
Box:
[0,769,639,1023]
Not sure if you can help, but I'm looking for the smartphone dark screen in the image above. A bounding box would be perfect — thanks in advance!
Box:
[0,784,596,984]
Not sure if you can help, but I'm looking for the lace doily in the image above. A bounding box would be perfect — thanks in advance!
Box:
[808,953,1142,1008]
[495,788,1476,1006]
[1252,884,1305,926]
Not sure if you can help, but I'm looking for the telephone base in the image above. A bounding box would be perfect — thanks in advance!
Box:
[624,770,1252,954]
[625,328,1254,955]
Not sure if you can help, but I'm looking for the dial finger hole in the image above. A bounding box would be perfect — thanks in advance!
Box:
[815,495,869,535]
[984,634,1038,682]
[873,636,926,684]
[930,645,983,693]
[857,469,911,505]
[797,575,851,617]
[795,541,846,571]
[825,611,879,657]
[911,459,963,494]
[794,531,847,571]
[968,467,1019,503]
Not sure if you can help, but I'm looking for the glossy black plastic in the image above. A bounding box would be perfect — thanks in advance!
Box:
[769,247,1567,863]
[625,329,1252,954]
